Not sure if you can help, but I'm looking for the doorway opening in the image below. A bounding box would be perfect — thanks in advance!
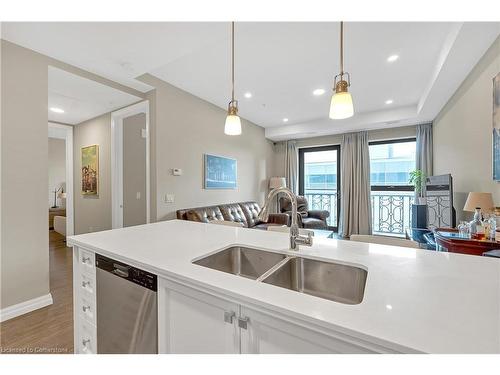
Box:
[48,122,74,238]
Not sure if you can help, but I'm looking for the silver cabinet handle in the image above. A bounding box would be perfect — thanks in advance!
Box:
[82,339,90,347]
[238,316,249,330]
[82,257,91,264]
[112,268,129,278]
[82,305,91,312]
[224,311,235,324]
[82,281,91,288]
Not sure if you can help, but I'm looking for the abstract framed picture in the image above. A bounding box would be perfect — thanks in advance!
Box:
[81,144,99,195]
[204,154,237,189]
[493,73,500,180]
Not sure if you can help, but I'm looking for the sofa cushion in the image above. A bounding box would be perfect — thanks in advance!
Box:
[253,223,283,230]
[301,217,328,229]
[185,206,225,223]
[221,204,249,227]
[239,201,262,227]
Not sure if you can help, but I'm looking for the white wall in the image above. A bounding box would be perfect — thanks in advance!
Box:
[138,74,275,221]
[1,40,50,310]
[73,113,112,234]
[434,36,500,221]
[48,138,66,208]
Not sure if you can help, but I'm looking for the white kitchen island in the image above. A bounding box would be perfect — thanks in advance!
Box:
[68,219,500,354]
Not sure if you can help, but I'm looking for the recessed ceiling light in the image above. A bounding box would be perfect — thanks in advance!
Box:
[386,304,393,310]
[387,54,399,63]
[244,92,252,98]
[49,107,65,113]
[385,99,394,105]
[313,88,326,96]
[283,118,289,123]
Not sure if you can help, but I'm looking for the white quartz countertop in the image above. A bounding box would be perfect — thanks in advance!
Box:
[68,220,500,353]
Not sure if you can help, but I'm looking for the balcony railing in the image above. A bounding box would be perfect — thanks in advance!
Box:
[304,190,338,228]
[303,190,414,236]
[371,191,414,236]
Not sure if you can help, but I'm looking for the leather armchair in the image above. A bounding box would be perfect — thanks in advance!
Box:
[279,195,330,229]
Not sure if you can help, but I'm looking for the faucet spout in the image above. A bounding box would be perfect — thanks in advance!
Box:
[258,187,313,250]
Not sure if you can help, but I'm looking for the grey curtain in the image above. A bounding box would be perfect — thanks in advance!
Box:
[285,140,298,194]
[416,123,433,177]
[339,131,372,237]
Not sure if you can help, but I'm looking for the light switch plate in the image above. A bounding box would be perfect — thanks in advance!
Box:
[165,194,175,203]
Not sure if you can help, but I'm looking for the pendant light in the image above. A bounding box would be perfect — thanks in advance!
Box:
[329,21,354,120]
[224,21,242,135]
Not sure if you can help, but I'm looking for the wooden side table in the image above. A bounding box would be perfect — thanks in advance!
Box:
[434,229,500,256]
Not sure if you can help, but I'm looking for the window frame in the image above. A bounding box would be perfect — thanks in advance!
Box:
[369,137,417,192]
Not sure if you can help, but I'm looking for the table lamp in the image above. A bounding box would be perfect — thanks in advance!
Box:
[269,177,286,190]
[269,177,286,212]
[463,192,494,215]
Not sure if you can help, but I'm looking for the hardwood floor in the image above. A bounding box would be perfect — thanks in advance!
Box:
[0,231,74,354]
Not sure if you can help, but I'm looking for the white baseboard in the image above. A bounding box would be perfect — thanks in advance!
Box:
[0,293,53,322]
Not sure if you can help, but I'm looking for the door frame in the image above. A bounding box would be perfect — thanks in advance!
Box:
[111,100,150,229]
[48,122,74,237]
[298,145,341,232]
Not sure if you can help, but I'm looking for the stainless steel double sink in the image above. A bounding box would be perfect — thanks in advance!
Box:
[193,246,367,305]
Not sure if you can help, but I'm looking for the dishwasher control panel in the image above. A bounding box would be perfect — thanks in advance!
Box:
[96,254,157,291]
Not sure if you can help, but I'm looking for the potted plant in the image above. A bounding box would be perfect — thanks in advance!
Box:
[409,169,426,204]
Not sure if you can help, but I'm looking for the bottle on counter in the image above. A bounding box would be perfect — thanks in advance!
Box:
[487,214,497,241]
[470,207,485,240]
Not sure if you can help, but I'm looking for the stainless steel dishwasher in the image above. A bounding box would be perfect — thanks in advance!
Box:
[96,254,158,354]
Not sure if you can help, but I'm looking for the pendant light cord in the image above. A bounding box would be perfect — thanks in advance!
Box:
[340,21,344,75]
[231,21,235,102]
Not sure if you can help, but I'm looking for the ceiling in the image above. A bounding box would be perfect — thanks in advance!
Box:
[48,67,142,125]
[3,22,499,138]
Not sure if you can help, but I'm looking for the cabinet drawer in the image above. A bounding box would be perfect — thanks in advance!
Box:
[79,293,96,325]
[79,249,95,273]
[78,320,97,354]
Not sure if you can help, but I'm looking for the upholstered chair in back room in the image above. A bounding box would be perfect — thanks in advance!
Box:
[279,196,330,229]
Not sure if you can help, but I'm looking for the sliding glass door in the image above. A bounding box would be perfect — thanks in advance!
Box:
[298,146,341,232]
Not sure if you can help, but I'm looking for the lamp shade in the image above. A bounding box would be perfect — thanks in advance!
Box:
[329,91,354,119]
[269,177,286,189]
[463,192,494,213]
[58,192,67,199]
[224,114,241,135]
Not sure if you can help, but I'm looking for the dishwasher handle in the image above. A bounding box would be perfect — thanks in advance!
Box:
[112,268,128,278]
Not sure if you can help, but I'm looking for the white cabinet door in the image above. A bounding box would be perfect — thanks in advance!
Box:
[240,306,376,354]
[159,279,240,354]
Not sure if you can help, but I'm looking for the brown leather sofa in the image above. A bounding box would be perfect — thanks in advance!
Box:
[279,195,330,229]
[176,201,289,230]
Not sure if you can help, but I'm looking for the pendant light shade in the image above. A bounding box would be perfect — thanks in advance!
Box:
[329,22,354,120]
[224,100,242,135]
[329,89,354,119]
[224,22,242,135]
